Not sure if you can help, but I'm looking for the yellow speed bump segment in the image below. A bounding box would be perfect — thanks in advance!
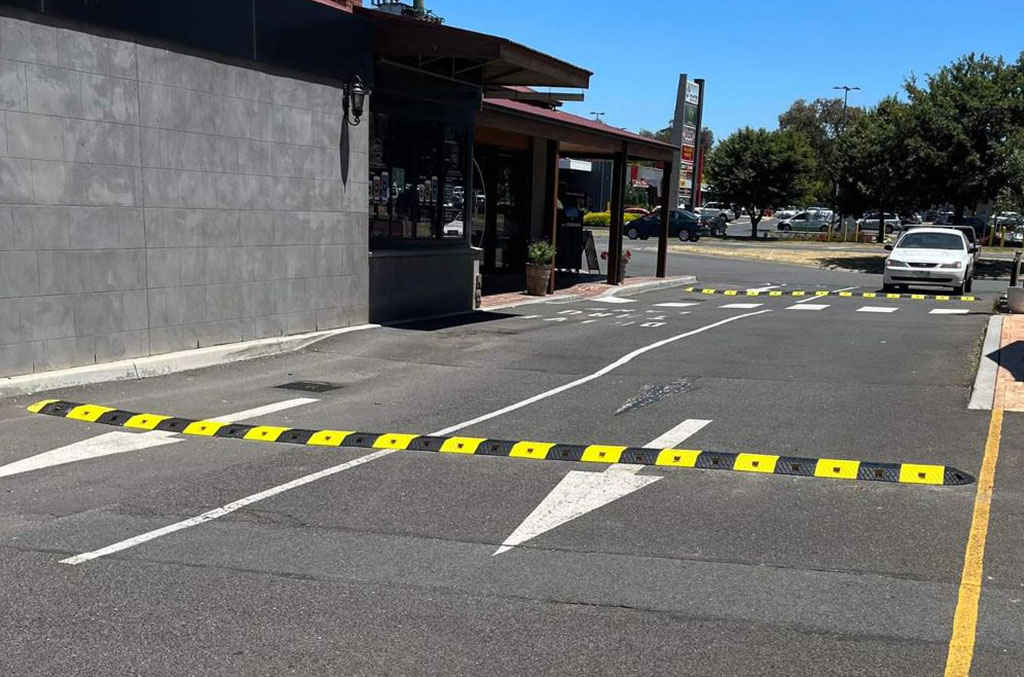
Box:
[26,400,976,487]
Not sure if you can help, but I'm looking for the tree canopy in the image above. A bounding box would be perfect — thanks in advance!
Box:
[705,127,814,236]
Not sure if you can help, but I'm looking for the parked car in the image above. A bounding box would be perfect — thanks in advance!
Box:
[857,212,901,233]
[883,227,976,294]
[625,209,701,242]
[996,212,1022,227]
[777,210,832,232]
[900,212,923,225]
[1007,227,1024,247]
[696,202,733,224]
[774,206,799,221]
[624,207,650,216]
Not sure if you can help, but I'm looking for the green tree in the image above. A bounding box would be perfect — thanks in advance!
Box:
[705,127,814,237]
[905,53,1024,222]
[778,97,864,206]
[836,97,924,242]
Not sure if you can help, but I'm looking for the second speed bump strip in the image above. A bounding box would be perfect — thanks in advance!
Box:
[683,287,977,302]
[27,400,975,487]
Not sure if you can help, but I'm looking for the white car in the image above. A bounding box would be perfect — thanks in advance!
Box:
[883,228,975,294]
[696,201,734,223]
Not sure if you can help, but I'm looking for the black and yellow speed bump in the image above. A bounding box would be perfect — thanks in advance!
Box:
[682,286,978,302]
[27,400,975,487]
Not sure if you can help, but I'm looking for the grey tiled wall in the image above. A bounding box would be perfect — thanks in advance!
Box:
[0,16,368,377]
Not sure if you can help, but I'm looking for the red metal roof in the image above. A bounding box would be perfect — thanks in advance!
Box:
[483,98,677,151]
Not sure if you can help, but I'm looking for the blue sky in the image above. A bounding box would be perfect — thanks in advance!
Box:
[428,0,1024,143]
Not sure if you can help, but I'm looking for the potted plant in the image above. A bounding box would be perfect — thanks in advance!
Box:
[526,240,556,296]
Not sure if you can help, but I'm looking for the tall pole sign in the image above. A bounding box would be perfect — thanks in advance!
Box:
[667,74,688,212]
[689,78,706,210]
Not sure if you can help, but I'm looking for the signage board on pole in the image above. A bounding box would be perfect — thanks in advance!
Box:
[685,81,700,106]
[682,125,696,146]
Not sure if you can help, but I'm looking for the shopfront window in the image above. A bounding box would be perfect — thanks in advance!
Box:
[369,112,468,244]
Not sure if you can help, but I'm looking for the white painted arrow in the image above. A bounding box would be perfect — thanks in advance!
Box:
[493,418,712,555]
[0,397,319,480]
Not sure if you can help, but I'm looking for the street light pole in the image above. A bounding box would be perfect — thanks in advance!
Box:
[832,85,860,242]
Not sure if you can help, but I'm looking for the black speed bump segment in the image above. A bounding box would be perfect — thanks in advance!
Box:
[27,400,975,487]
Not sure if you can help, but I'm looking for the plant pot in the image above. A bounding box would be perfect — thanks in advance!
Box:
[526,263,552,296]
[1008,287,1024,313]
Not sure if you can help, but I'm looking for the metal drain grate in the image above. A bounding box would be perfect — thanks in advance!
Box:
[275,381,342,393]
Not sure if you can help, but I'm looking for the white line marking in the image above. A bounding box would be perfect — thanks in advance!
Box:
[720,303,763,309]
[581,320,598,324]
[655,302,700,308]
[749,285,782,292]
[612,419,714,476]
[544,317,568,322]
[0,398,318,480]
[591,297,636,304]
[492,470,660,556]
[60,450,394,565]
[436,310,769,436]
[65,312,770,565]
[857,306,899,313]
[931,309,970,315]
[640,322,666,328]
[792,286,858,305]
[517,314,540,320]
[588,312,612,318]
[787,304,830,311]
[969,316,1004,410]
[617,321,636,326]
[644,419,713,450]
[558,310,583,315]
[495,419,713,554]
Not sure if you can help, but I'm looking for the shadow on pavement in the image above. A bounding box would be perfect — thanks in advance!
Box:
[989,341,1024,381]
[818,256,885,274]
[393,311,518,332]
[976,259,1014,280]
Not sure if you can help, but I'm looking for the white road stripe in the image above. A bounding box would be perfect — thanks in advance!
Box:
[495,418,713,554]
[792,286,858,304]
[857,306,899,313]
[65,312,771,565]
[720,303,763,309]
[61,450,394,565]
[435,310,768,437]
[787,304,830,311]
[591,297,636,304]
[0,398,318,480]
[643,419,713,450]
[748,285,782,292]
[612,419,713,476]
[931,309,970,315]
[655,302,700,308]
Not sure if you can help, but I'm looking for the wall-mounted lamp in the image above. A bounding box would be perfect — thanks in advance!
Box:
[343,75,371,126]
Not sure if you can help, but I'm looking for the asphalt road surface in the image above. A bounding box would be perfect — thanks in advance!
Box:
[1,260,1022,675]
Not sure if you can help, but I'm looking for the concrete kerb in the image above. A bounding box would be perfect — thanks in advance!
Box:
[0,324,379,399]
[599,276,698,299]
[482,276,698,312]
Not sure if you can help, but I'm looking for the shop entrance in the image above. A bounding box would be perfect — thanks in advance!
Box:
[473,144,532,295]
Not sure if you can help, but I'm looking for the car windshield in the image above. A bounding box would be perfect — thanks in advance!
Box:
[897,233,964,250]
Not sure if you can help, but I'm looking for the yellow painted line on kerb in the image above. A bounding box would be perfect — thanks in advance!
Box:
[944,322,1010,676]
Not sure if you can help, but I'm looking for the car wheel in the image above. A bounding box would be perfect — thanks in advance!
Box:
[819,225,829,233]
[689,229,700,242]
[965,275,973,293]
[778,224,789,231]
[953,281,966,295]
[626,226,639,240]
[882,284,895,293]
